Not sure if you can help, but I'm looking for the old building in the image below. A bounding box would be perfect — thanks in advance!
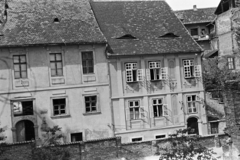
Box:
[0,0,113,143]
[91,0,208,143]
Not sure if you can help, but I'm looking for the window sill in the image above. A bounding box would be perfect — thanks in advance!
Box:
[126,81,138,83]
[83,112,101,116]
[51,114,71,119]
[154,116,165,119]
[130,119,142,122]
[188,112,198,115]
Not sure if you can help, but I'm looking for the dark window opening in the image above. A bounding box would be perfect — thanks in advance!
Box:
[85,96,97,113]
[13,101,33,117]
[155,135,166,139]
[71,132,83,142]
[159,33,179,38]
[187,117,199,135]
[222,1,230,12]
[116,34,137,39]
[13,55,27,79]
[210,122,219,134]
[82,51,94,74]
[16,120,35,142]
[53,18,60,23]
[153,99,163,117]
[53,98,66,116]
[132,137,142,142]
[50,53,63,77]
[190,28,198,36]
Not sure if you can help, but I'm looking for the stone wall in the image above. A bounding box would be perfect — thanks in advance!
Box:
[0,135,229,160]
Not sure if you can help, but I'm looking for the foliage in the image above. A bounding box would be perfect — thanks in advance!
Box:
[32,125,70,160]
[0,126,7,156]
[158,128,216,160]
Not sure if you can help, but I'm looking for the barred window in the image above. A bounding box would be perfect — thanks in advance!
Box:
[50,53,63,77]
[13,55,27,79]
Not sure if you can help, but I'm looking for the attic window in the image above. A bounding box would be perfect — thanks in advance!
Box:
[53,18,60,23]
[116,34,137,39]
[159,33,179,38]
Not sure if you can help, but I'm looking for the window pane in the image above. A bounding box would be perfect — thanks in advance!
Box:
[14,72,20,79]
[14,65,20,71]
[50,54,55,61]
[51,69,56,76]
[129,101,133,106]
[86,107,91,112]
[82,53,87,60]
[50,63,56,69]
[57,69,63,76]
[21,71,27,78]
[89,67,94,73]
[56,62,62,69]
[83,67,87,74]
[60,110,65,114]
[92,107,97,111]
[135,101,139,106]
[21,64,27,71]
[20,56,26,63]
[13,56,19,63]
[54,111,59,115]
[56,53,62,61]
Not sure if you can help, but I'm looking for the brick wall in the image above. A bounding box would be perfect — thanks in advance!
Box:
[0,135,228,160]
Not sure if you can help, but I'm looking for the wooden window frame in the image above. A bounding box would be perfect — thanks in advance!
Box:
[13,55,27,79]
[50,53,63,77]
[129,100,140,120]
[186,95,198,114]
[82,51,94,74]
[84,95,98,113]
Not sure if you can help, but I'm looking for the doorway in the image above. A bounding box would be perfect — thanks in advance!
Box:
[187,117,199,135]
[15,120,35,142]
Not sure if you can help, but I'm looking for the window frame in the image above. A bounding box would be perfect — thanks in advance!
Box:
[84,95,98,113]
[13,55,28,79]
[210,122,219,134]
[83,93,100,115]
[149,61,161,81]
[152,98,163,118]
[81,51,94,74]
[125,62,138,83]
[155,134,167,139]
[227,57,235,70]
[51,96,70,118]
[131,137,143,142]
[186,95,198,114]
[183,59,194,78]
[49,53,64,77]
[11,98,35,117]
[128,100,140,120]
[70,132,83,142]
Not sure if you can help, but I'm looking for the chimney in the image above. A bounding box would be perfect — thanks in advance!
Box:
[193,5,197,11]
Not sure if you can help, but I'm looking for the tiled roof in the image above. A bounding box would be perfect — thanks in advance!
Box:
[175,8,216,24]
[0,0,106,47]
[91,0,202,56]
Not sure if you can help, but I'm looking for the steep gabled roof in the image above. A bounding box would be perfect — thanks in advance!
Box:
[0,0,106,47]
[175,7,217,24]
[91,0,202,56]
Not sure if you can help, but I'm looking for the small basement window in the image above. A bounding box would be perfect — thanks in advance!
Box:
[131,137,142,142]
[71,132,83,142]
[53,18,60,23]
[155,135,166,139]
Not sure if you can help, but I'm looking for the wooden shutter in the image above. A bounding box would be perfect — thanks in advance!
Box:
[137,69,144,81]
[146,69,151,81]
[194,65,201,77]
[125,105,131,129]
[163,104,168,116]
[140,107,145,119]
[160,68,167,80]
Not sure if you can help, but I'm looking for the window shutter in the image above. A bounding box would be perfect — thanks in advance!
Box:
[163,104,168,116]
[146,69,151,81]
[125,106,131,129]
[13,102,23,115]
[160,68,167,80]
[194,65,201,77]
[137,69,144,81]
[140,107,145,119]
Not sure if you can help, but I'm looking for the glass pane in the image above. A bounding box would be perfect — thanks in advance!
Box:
[51,69,56,76]
[187,96,191,101]
[50,63,56,69]
[20,55,26,63]
[158,99,162,104]
[153,99,157,104]
[57,69,63,76]
[88,52,93,59]
[92,107,96,111]
[129,102,133,106]
[60,105,65,109]
[56,53,62,61]
[50,54,55,61]
[83,67,87,74]
[21,64,27,71]
[86,103,90,107]
[89,67,94,73]
[14,65,20,71]
[14,72,20,79]
[91,96,96,101]
[88,60,93,67]
[57,62,62,69]
[91,102,96,107]
[192,95,196,101]
[21,71,27,78]
[60,110,65,114]
[13,56,19,63]
[82,61,87,68]
[85,97,90,102]
[86,107,90,112]
[135,101,139,106]
[54,111,59,115]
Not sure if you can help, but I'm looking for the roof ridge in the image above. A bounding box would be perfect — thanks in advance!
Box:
[174,7,217,12]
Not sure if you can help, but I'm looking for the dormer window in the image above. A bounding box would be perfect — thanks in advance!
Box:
[116,34,137,39]
[159,33,179,38]
[53,18,60,23]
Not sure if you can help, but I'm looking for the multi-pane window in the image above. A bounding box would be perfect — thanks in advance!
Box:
[210,122,219,134]
[149,62,161,80]
[190,28,198,36]
[53,98,66,116]
[227,57,235,70]
[50,53,63,77]
[187,95,197,114]
[82,51,94,74]
[129,100,140,120]
[13,55,27,79]
[131,137,142,142]
[152,98,168,117]
[71,132,83,142]
[13,100,33,117]
[183,59,201,78]
[125,63,137,82]
[85,96,97,113]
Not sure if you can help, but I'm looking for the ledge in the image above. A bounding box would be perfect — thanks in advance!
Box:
[83,112,101,116]
[51,114,71,119]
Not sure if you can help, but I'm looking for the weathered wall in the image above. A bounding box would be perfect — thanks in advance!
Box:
[0,135,229,160]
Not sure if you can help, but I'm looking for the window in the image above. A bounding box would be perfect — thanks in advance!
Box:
[190,28,198,36]
[85,96,97,113]
[131,137,142,142]
[227,57,235,70]
[50,53,63,77]
[183,59,201,78]
[82,51,94,74]
[152,98,168,117]
[13,55,27,79]
[125,63,143,82]
[149,62,160,80]
[13,100,33,117]
[155,135,166,139]
[53,98,66,116]
[187,95,197,114]
[210,122,219,134]
[129,100,140,120]
[71,132,83,142]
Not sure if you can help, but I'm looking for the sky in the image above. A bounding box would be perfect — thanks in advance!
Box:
[165,0,221,10]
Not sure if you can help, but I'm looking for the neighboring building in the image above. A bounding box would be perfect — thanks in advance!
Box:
[175,6,218,58]
[91,0,208,143]
[0,0,113,143]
